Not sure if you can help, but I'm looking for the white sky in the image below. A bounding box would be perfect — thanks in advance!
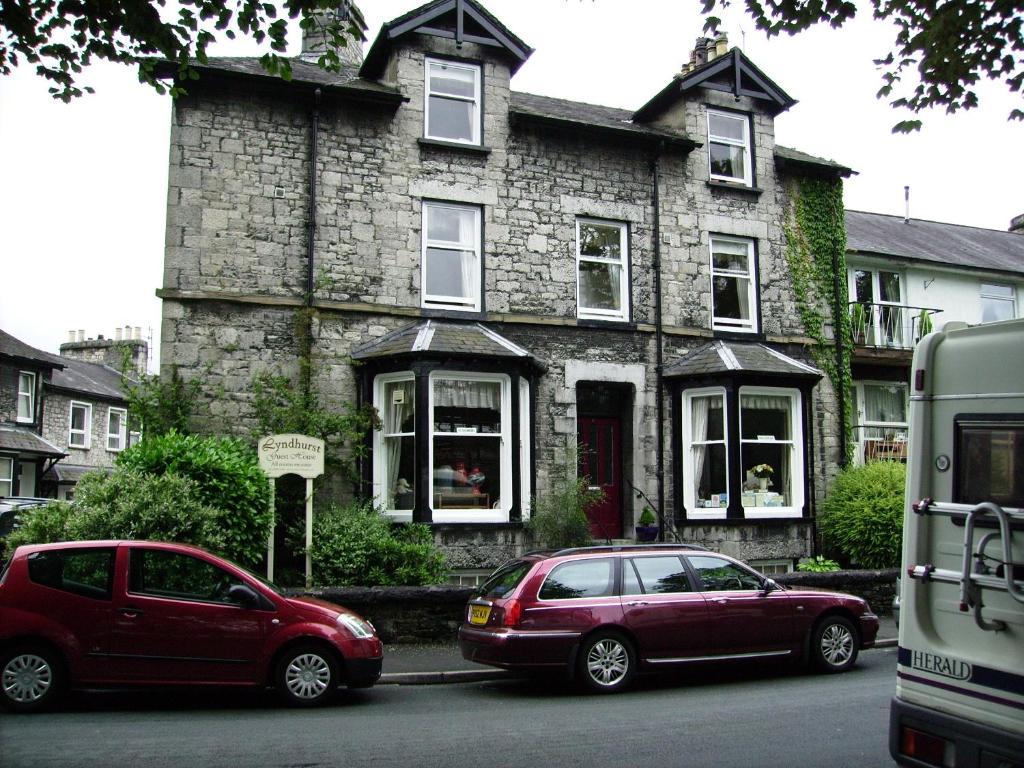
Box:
[1,0,1021,369]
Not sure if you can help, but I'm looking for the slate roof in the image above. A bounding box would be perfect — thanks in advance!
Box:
[775,145,855,179]
[846,210,1024,276]
[664,340,822,380]
[351,320,547,371]
[0,426,66,458]
[0,328,65,369]
[50,358,129,402]
[44,463,111,484]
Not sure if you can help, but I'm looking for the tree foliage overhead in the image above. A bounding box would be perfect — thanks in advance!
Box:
[0,0,360,101]
[701,0,1024,132]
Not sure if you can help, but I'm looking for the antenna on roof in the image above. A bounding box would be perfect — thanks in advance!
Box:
[904,185,910,224]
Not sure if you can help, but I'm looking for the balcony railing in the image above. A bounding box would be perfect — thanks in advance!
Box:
[848,302,943,350]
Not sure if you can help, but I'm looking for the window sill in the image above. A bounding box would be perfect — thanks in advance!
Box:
[576,316,635,329]
[418,138,492,156]
[711,328,764,341]
[707,180,763,196]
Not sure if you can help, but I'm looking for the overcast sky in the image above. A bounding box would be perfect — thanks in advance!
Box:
[1,0,1020,370]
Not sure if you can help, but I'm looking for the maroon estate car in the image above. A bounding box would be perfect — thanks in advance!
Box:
[0,540,383,712]
[459,544,879,692]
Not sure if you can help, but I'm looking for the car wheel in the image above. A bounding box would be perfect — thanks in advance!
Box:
[811,616,859,673]
[578,632,636,693]
[275,644,339,707]
[1,646,64,713]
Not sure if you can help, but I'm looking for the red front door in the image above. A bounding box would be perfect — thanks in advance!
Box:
[578,416,622,538]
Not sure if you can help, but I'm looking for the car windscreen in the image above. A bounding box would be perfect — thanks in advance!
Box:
[477,560,532,598]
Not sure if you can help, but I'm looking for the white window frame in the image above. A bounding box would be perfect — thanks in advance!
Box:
[69,401,92,449]
[421,200,482,312]
[424,57,481,145]
[17,371,35,423]
[710,235,758,333]
[708,109,752,186]
[429,371,511,523]
[682,387,729,520]
[518,377,531,521]
[849,267,906,347]
[854,381,909,463]
[0,457,13,496]
[374,372,416,522]
[576,218,630,321]
[980,282,1017,323]
[107,407,128,452]
[739,386,803,519]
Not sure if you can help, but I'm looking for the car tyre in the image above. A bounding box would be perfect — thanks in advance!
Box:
[577,631,636,693]
[1,645,64,713]
[275,644,339,707]
[811,616,859,673]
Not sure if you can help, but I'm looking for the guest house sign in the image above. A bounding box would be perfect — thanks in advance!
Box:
[258,434,324,479]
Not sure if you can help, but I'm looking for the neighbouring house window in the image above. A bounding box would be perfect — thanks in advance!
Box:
[424,58,481,144]
[710,235,757,332]
[129,431,142,448]
[430,372,509,522]
[850,268,905,347]
[107,407,128,452]
[17,371,35,423]
[739,388,802,517]
[374,375,416,516]
[708,109,751,185]
[980,282,1017,323]
[69,401,92,449]
[422,201,481,311]
[0,457,13,496]
[682,389,729,518]
[576,218,629,321]
[856,382,908,463]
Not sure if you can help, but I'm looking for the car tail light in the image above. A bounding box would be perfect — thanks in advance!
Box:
[899,726,954,767]
[502,599,522,627]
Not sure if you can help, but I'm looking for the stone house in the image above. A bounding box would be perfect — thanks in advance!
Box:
[0,328,146,500]
[156,0,855,578]
[844,210,1024,465]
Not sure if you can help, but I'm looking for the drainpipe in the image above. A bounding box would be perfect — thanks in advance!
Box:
[651,144,666,540]
[832,222,848,468]
[306,88,322,305]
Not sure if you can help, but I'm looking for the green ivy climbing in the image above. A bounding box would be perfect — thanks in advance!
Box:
[784,176,854,464]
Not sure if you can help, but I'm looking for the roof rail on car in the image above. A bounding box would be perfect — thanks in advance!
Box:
[550,542,709,557]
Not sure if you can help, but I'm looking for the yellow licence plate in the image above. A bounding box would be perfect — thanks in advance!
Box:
[469,605,491,625]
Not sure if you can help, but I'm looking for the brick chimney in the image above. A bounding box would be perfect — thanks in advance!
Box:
[60,327,149,378]
[693,36,710,66]
[1011,213,1024,235]
[300,1,367,67]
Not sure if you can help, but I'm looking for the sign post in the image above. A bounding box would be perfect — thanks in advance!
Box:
[258,434,325,587]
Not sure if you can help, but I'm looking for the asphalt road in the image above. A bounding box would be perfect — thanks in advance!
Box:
[0,648,898,768]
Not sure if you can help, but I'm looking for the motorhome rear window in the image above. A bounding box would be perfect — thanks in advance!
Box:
[955,419,1024,508]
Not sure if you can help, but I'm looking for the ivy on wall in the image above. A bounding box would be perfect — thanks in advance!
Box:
[784,176,854,464]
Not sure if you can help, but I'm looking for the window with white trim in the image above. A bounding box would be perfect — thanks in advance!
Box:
[710,235,757,332]
[69,401,92,449]
[980,282,1017,323]
[0,457,13,496]
[17,371,35,423]
[424,58,481,145]
[682,388,729,518]
[107,407,128,452]
[576,218,629,321]
[739,387,802,518]
[850,267,906,346]
[708,110,751,185]
[855,382,908,463]
[430,372,510,523]
[373,374,416,518]
[422,201,481,311]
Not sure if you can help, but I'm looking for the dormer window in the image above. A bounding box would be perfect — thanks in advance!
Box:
[425,58,481,145]
[708,110,751,186]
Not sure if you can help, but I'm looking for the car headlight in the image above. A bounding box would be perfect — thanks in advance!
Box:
[337,613,375,639]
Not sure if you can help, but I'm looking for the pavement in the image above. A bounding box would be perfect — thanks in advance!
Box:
[378,615,898,685]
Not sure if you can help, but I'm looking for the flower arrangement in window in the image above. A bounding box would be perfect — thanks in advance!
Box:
[751,463,774,479]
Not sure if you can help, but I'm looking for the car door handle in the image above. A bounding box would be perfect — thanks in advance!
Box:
[118,607,144,618]
[712,598,729,604]
[625,601,649,606]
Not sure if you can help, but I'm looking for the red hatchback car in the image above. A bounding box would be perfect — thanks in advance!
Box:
[459,544,879,692]
[0,540,383,712]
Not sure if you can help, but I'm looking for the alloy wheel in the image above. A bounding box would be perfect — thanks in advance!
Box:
[820,622,854,666]
[586,638,630,687]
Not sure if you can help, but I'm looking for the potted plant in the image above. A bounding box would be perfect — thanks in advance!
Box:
[635,506,659,542]
[751,463,774,491]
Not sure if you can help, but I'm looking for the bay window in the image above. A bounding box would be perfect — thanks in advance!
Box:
[374,375,416,517]
[422,201,481,311]
[576,218,629,321]
[708,109,752,186]
[682,389,729,518]
[424,58,481,145]
[17,372,35,422]
[740,388,802,517]
[710,235,757,332]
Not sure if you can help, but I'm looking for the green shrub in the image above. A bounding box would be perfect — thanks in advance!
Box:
[528,477,602,549]
[116,430,271,567]
[305,501,448,586]
[819,461,906,568]
[797,555,842,573]
[4,471,228,558]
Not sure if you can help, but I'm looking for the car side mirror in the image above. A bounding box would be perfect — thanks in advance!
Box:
[227,583,260,608]
[761,578,781,595]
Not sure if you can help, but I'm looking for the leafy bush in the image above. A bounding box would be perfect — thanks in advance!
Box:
[115,430,271,567]
[305,501,448,586]
[797,555,842,573]
[4,471,227,558]
[819,461,906,569]
[528,477,602,549]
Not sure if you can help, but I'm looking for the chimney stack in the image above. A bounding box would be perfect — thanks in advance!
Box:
[1010,213,1024,235]
[693,36,709,66]
[300,1,368,67]
[59,327,150,377]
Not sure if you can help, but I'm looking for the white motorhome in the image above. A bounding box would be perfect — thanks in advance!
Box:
[890,318,1024,767]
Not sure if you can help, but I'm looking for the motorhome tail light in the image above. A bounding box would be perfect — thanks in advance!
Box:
[899,726,954,768]
[914,368,926,391]
[502,599,522,627]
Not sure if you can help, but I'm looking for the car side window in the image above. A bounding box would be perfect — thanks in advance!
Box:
[129,549,241,604]
[688,555,763,592]
[27,548,115,600]
[626,556,693,594]
[539,558,615,600]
